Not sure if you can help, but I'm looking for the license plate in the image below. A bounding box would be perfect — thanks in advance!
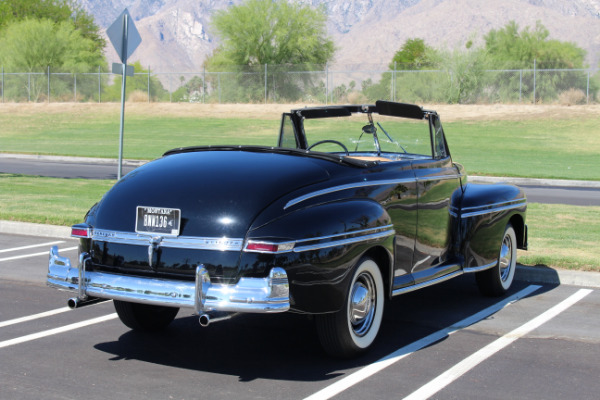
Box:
[135,206,181,236]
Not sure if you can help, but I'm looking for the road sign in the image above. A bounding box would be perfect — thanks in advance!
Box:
[111,63,134,76]
[107,9,141,64]
[106,8,142,180]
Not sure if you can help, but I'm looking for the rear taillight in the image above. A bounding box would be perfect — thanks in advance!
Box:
[244,241,294,254]
[71,224,92,238]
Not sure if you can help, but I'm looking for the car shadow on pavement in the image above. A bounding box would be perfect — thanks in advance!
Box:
[93,275,557,382]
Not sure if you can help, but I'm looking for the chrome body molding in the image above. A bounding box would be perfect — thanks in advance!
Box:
[284,175,461,209]
[457,199,527,218]
[92,228,244,251]
[293,225,395,252]
[392,268,463,296]
[243,225,395,254]
[47,246,290,314]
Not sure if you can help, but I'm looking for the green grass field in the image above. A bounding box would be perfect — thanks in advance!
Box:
[1,103,599,180]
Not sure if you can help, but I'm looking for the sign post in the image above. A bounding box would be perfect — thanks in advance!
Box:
[107,9,141,180]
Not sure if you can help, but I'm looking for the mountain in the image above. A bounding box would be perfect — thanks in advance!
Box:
[78,0,600,71]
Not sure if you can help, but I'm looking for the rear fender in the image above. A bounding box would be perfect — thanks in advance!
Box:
[240,199,394,313]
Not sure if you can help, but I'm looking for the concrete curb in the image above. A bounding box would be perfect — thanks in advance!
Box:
[515,265,600,288]
[0,153,147,167]
[0,220,71,238]
[470,175,600,189]
[2,219,598,289]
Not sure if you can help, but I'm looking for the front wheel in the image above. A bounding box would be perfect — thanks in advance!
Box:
[476,224,517,296]
[114,300,179,332]
[316,257,385,358]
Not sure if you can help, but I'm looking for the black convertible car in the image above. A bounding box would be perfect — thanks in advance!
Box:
[48,101,527,357]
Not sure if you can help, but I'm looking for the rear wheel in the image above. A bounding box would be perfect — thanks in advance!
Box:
[476,224,517,296]
[316,257,384,358]
[114,300,179,332]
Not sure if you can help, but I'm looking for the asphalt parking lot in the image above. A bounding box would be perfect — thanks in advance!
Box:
[1,232,599,400]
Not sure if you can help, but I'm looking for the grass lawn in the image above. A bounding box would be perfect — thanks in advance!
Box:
[1,173,597,271]
[1,103,599,180]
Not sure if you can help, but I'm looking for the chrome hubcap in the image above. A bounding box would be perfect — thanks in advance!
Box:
[499,234,513,282]
[349,272,376,337]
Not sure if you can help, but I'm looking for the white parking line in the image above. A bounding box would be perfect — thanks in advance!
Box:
[303,284,542,400]
[0,313,118,349]
[0,246,78,262]
[0,306,71,328]
[403,288,593,400]
[0,241,65,253]
[0,301,111,329]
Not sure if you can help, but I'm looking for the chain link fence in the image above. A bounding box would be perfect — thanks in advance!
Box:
[1,64,598,104]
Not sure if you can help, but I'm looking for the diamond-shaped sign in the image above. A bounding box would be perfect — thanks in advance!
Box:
[106,9,141,64]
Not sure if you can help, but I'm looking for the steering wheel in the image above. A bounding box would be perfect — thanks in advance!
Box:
[307,140,349,156]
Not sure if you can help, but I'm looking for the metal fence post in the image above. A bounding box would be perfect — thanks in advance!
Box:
[533,59,536,104]
[98,66,101,103]
[519,69,522,102]
[74,74,77,102]
[393,61,397,102]
[264,63,267,104]
[148,66,151,103]
[203,66,206,104]
[587,70,590,104]
[325,63,329,105]
[47,66,50,103]
[218,72,221,103]
[28,73,31,102]
[1,66,3,103]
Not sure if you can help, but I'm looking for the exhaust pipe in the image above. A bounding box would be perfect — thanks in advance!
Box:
[67,297,106,309]
[198,312,238,327]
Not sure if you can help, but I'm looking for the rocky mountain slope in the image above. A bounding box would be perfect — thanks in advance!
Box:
[78,0,600,71]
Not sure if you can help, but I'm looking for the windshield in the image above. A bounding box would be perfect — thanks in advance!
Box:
[302,113,432,158]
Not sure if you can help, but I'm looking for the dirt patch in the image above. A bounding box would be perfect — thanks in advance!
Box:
[1,102,599,122]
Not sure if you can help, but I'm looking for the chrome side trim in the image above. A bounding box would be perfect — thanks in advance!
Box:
[295,224,394,245]
[294,229,395,252]
[284,179,415,209]
[243,225,395,254]
[463,261,497,274]
[392,269,463,296]
[461,199,527,218]
[92,229,244,251]
[284,174,461,209]
[47,247,290,314]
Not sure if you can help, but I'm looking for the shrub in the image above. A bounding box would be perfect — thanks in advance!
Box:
[558,88,586,105]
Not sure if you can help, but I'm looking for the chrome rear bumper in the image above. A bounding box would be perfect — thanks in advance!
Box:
[47,246,290,314]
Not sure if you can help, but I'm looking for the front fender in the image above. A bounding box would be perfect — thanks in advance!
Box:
[239,199,394,313]
[456,183,527,269]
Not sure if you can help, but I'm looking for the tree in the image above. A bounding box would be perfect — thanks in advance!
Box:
[0,18,107,101]
[361,38,441,103]
[205,0,335,102]
[0,18,105,72]
[207,0,334,67]
[484,21,586,69]
[437,46,488,103]
[484,21,590,102]
[389,38,437,70]
[0,0,105,52]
